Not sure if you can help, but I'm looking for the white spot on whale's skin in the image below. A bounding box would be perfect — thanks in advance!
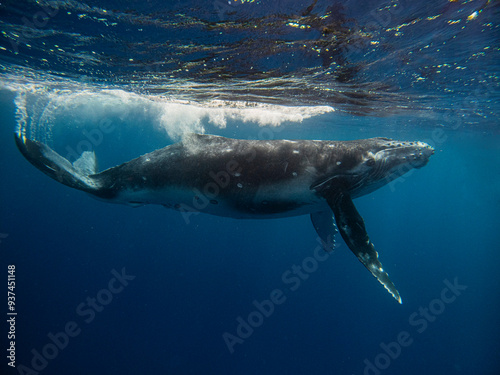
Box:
[237,183,243,188]
[293,150,300,154]
[234,172,241,177]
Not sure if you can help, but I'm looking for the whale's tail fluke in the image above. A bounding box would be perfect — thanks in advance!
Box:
[14,134,101,194]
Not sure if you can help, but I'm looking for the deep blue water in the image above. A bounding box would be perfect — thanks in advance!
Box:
[1,1,499,375]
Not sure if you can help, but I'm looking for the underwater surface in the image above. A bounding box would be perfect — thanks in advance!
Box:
[0,0,499,374]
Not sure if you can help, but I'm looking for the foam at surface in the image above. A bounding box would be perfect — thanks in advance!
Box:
[4,80,334,142]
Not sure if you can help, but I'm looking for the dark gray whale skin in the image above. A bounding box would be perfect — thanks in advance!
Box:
[15,133,434,303]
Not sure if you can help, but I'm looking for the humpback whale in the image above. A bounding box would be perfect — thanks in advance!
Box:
[15,133,433,303]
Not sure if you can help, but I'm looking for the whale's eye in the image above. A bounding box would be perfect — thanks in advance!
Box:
[365,158,376,167]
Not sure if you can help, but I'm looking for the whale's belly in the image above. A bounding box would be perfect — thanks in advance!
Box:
[111,177,327,219]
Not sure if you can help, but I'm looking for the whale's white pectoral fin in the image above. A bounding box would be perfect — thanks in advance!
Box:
[310,211,337,252]
[324,189,402,304]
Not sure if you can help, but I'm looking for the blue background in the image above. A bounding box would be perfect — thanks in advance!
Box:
[1,88,499,374]
[1,0,499,374]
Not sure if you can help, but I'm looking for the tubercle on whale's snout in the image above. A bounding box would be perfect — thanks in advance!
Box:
[407,143,434,169]
[382,140,434,169]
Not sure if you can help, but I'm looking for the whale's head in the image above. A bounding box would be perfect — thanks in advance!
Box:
[342,137,434,197]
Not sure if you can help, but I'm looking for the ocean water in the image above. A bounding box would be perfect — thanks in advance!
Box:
[1,1,499,374]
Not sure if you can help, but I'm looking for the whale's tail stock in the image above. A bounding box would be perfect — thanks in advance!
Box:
[14,134,101,194]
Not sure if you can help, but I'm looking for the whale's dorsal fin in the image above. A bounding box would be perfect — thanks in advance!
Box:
[323,189,402,303]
